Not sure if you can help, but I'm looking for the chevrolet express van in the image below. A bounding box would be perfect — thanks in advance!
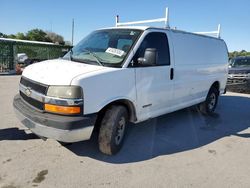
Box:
[13,12,228,155]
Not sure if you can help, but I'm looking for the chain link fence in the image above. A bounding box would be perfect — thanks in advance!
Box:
[0,39,71,73]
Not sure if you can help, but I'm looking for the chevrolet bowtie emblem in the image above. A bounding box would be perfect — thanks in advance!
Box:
[25,87,32,97]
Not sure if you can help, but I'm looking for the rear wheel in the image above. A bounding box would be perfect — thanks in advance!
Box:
[199,86,219,115]
[98,105,128,155]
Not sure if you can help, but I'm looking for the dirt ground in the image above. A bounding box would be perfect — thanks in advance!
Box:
[0,75,250,188]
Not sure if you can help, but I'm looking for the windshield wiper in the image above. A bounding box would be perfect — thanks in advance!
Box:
[82,49,104,66]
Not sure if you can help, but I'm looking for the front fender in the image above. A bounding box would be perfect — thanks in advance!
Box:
[71,68,137,116]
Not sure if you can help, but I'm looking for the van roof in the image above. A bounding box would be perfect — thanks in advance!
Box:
[98,26,224,41]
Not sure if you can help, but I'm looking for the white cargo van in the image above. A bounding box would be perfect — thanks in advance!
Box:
[13,9,228,155]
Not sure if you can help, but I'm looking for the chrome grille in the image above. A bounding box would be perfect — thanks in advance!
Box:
[20,77,48,95]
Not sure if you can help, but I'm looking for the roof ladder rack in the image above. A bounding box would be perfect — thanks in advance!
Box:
[194,24,221,38]
[115,7,170,28]
[115,8,221,39]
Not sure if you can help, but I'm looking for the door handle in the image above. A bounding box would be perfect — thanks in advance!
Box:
[170,68,174,80]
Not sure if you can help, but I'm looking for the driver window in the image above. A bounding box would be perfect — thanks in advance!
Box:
[132,32,170,66]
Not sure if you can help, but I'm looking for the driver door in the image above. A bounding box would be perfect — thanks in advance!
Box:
[133,31,174,121]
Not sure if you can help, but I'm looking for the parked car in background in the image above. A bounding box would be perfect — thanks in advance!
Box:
[15,53,41,74]
[15,53,29,74]
[227,56,250,92]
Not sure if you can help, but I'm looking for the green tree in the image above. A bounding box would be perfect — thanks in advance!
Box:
[16,32,27,40]
[1,29,67,45]
[8,34,16,39]
[46,32,65,45]
[229,50,250,59]
[26,29,50,42]
[0,32,8,38]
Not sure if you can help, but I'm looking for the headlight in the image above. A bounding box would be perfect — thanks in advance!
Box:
[45,86,83,115]
[47,86,83,99]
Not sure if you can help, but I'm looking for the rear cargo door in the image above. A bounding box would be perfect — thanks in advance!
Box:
[133,31,174,121]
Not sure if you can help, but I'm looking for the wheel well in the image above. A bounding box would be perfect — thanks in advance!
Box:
[94,99,137,131]
[211,81,220,92]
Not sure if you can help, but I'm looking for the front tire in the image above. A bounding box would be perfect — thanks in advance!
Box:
[199,86,219,115]
[98,105,128,155]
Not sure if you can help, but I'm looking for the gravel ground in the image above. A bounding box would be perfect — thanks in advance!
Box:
[0,75,250,188]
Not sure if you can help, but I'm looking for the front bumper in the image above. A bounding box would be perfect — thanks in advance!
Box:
[227,76,250,92]
[13,94,97,143]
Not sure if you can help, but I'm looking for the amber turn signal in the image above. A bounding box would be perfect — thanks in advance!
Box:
[45,104,81,114]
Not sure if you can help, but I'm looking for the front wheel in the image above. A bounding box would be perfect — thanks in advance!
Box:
[98,105,128,155]
[199,87,219,115]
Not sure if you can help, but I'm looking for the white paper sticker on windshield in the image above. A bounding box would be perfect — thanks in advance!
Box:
[106,47,125,57]
[130,31,135,35]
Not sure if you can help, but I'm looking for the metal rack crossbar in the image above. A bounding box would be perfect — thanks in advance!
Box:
[115,7,169,28]
[194,24,221,38]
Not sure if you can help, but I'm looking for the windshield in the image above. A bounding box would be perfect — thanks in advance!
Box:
[230,57,250,67]
[63,29,142,67]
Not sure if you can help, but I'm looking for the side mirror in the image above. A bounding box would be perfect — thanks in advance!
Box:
[138,48,158,66]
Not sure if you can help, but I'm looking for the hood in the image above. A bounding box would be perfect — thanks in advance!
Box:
[22,59,106,85]
[228,67,250,74]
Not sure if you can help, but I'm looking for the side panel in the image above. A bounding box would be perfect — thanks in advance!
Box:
[170,31,228,110]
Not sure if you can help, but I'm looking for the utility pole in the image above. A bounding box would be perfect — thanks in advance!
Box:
[71,19,74,46]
